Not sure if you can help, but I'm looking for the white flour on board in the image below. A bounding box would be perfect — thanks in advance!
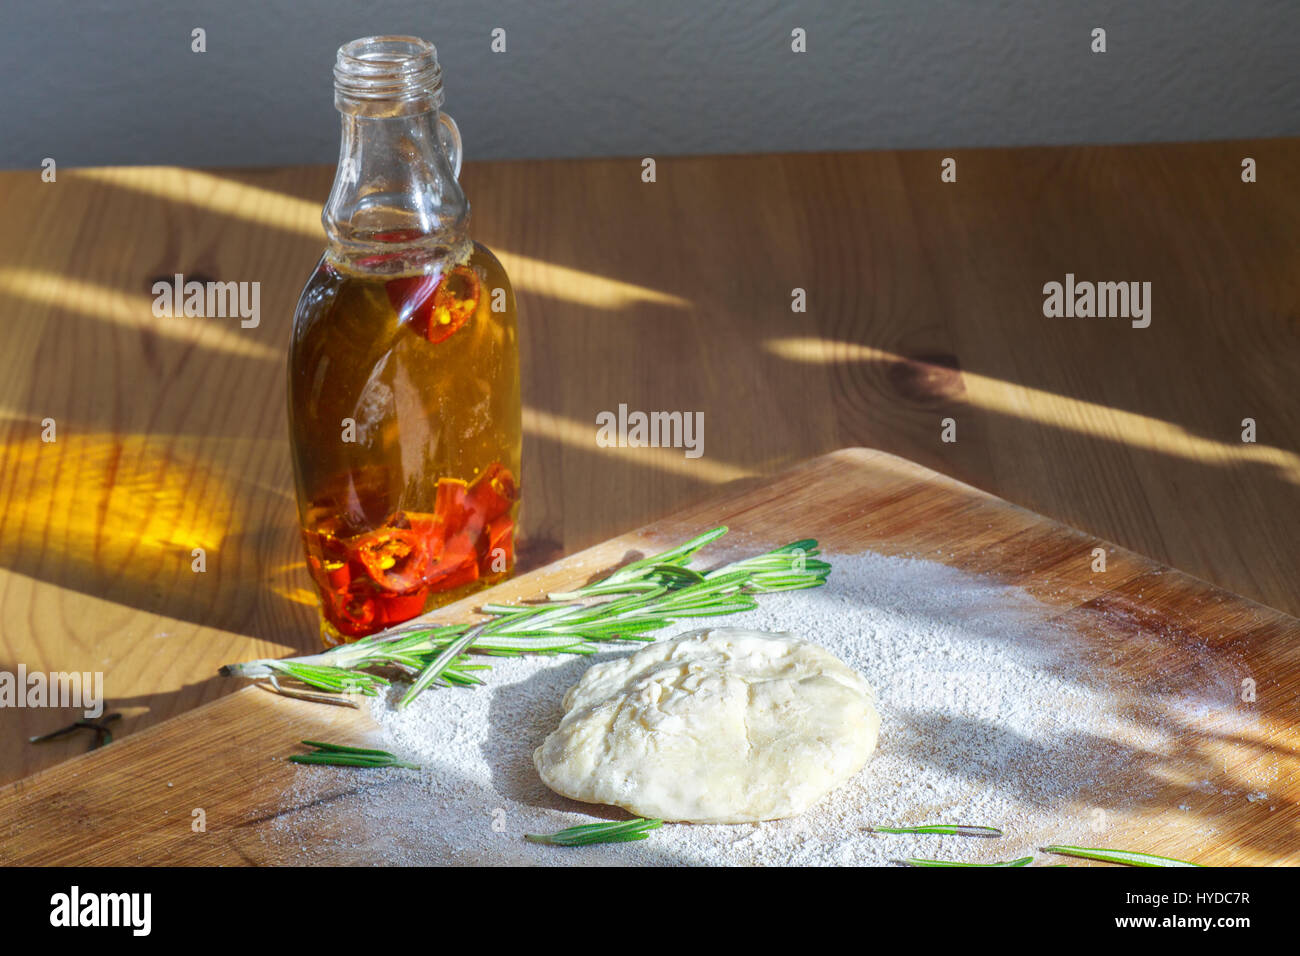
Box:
[269,550,1265,865]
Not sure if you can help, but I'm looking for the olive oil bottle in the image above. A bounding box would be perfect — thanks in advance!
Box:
[288,37,521,645]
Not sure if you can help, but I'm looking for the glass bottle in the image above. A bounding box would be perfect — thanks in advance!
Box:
[288,36,521,647]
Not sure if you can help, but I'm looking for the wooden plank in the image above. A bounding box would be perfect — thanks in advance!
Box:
[0,448,1295,865]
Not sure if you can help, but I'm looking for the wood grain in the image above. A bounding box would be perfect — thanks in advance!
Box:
[0,141,1297,788]
[0,449,1295,866]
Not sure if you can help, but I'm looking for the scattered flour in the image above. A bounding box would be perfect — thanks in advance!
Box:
[267,550,1261,865]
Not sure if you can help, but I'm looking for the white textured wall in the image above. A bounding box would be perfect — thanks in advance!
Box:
[1,0,1297,169]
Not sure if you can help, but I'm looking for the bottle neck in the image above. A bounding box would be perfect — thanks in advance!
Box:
[323,107,469,271]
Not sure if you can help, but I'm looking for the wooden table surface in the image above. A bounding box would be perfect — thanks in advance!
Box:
[1,140,1297,788]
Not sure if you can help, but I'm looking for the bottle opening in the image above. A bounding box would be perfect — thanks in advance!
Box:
[334,35,444,114]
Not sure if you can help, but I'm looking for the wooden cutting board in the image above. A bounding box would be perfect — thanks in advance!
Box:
[1,448,1296,866]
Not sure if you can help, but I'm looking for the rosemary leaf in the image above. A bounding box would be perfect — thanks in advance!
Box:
[300,740,394,757]
[290,741,419,770]
[398,627,483,708]
[905,856,1033,867]
[289,753,420,769]
[1041,845,1202,867]
[872,824,1003,838]
[525,818,664,846]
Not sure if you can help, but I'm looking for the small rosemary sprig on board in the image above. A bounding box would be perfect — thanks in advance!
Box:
[872,824,1003,838]
[289,740,420,769]
[877,826,1198,867]
[905,856,1034,867]
[220,528,830,708]
[1041,845,1202,867]
[525,818,663,846]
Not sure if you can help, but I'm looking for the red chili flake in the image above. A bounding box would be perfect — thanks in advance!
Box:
[425,266,480,343]
[387,265,480,344]
[484,515,515,571]
[375,588,430,625]
[466,463,518,524]
[434,477,471,534]
[433,558,480,592]
[425,530,481,590]
[317,556,352,592]
[355,252,401,269]
[325,586,378,638]
[303,529,352,591]
[385,274,437,325]
[353,527,430,594]
[404,512,446,561]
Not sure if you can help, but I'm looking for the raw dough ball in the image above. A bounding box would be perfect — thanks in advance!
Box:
[533,627,880,823]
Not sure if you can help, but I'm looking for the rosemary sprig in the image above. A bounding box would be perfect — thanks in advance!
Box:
[905,856,1034,867]
[398,626,485,708]
[525,818,663,846]
[288,740,420,770]
[873,824,1003,838]
[1041,845,1202,867]
[221,528,830,708]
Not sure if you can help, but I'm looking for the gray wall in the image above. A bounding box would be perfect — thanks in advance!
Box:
[2,0,1297,170]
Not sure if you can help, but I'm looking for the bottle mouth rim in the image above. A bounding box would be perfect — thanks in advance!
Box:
[334,35,444,109]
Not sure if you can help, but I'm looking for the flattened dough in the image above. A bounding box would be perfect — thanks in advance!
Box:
[533,627,880,823]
